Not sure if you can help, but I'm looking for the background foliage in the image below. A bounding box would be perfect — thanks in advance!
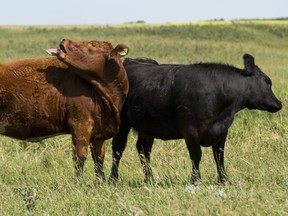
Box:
[0,22,287,215]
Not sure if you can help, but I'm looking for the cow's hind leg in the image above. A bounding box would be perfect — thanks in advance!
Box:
[90,138,106,182]
[212,132,229,184]
[109,124,131,183]
[136,134,154,183]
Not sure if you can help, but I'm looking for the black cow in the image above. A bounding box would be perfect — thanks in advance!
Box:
[109,54,282,185]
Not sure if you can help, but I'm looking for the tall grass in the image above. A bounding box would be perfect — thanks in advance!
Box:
[0,23,287,215]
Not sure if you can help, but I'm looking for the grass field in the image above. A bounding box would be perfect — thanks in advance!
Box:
[0,21,288,215]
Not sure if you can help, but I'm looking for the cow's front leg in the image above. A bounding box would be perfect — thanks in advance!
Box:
[184,128,202,185]
[188,144,202,185]
[90,138,106,182]
[212,132,229,184]
[70,120,93,177]
[71,134,91,177]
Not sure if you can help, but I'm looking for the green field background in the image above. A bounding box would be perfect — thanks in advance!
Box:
[0,22,287,215]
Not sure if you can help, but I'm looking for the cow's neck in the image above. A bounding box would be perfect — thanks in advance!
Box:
[69,66,127,127]
[219,76,248,113]
[81,72,128,124]
[90,79,121,124]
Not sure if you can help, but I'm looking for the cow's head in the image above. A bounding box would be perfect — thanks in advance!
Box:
[243,54,282,113]
[46,39,129,80]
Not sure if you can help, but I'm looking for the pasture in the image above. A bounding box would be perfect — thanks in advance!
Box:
[0,21,287,215]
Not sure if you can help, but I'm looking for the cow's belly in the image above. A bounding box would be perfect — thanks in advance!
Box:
[0,114,66,140]
[199,113,235,147]
[130,116,182,140]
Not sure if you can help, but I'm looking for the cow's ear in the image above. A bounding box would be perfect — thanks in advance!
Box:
[110,44,129,57]
[243,53,255,75]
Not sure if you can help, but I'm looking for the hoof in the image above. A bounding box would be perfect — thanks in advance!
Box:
[108,176,119,184]
[191,175,201,186]
[144,177,155,185]
[95,172,106,183]
[144,174,155,184]
[191,179,201,186]
[218,177,230,185]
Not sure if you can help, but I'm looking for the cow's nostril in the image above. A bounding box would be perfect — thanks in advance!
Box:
[277,101,282,110]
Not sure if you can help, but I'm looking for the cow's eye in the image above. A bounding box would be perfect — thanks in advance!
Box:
[89,42,96,47]
[264,78,272,89]
[88,43,96,52]
[88,47,94,53]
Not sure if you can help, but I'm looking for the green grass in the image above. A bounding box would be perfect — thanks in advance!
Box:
[0,23,288,215]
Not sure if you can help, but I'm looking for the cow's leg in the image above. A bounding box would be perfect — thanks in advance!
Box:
[212,132,229,184]
[109,123,131,183]
[184,128,202,185]
[70,121,93,177]
[90,138,106,182]
[68,118,93,176]
[136,134,154,183]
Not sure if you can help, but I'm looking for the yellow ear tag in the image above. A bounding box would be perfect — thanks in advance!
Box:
[117,48,128,57]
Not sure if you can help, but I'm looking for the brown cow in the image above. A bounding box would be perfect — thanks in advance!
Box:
[0,39,129,181]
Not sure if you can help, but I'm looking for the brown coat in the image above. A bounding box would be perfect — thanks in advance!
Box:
[0,39,129,180]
